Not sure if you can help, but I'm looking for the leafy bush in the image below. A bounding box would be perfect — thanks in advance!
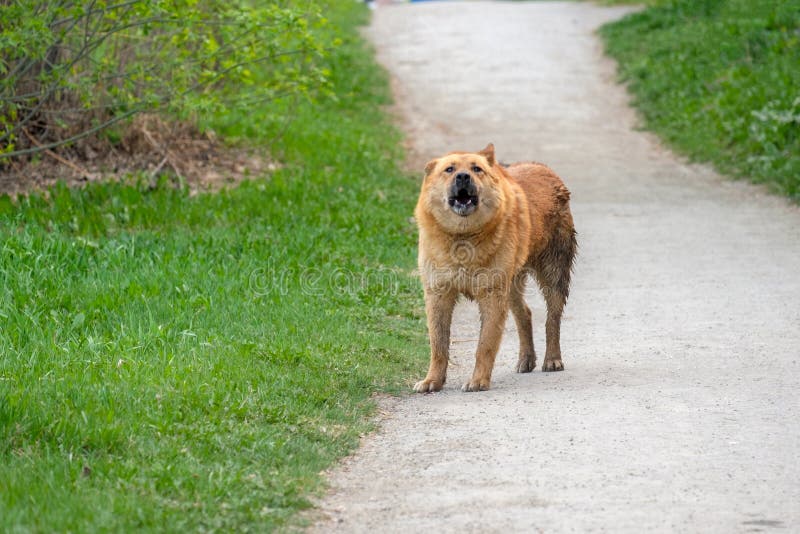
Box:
[0,1,334,159]
[601,0,800,200]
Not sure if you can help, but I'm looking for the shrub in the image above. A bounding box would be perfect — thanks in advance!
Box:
[0,1,335,161]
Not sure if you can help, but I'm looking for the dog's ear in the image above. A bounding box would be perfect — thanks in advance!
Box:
[479,143,495,166]
[424,158,438,176]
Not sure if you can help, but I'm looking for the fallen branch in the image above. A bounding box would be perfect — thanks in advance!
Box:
[140,123,183,179]
[21,127,91,178]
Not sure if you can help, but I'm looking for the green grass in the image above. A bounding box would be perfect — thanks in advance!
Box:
[600,0,800,200]
[594,0,661,6]
[0,3,427,532]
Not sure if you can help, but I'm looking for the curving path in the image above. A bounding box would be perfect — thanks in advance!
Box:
[311,2,800,532]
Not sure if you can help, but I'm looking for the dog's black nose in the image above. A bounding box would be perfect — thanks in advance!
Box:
[455,172,471,188]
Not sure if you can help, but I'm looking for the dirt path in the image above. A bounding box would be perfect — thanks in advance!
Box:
[311,2,800,532]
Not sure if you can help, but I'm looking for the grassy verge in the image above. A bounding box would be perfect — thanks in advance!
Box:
[0,3,426,531]
[600,0,800,200]
[594,0,660,5]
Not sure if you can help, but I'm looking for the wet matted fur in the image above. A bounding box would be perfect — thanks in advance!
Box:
[414,144,576,392]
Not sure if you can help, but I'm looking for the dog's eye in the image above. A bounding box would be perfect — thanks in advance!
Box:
[472,166,482,173]
[445,166,455,173]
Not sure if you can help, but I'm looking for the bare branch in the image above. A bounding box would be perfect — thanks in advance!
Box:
[21,126,91,176]
[1,108,141,159]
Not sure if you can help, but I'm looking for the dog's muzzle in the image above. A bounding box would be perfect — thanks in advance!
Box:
[448,173,479,216]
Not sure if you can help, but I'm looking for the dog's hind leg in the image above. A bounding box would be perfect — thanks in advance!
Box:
[535,225,576,372]
[541,289,566,372]
[511,271,536,373]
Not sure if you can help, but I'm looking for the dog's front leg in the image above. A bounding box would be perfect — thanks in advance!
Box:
[463,294,508,392]
[414,288,457,393]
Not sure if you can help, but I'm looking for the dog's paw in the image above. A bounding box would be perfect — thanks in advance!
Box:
[515,354,536,373]
[413,378,443,393]
[542,358,564,372]
[461,378,490,392]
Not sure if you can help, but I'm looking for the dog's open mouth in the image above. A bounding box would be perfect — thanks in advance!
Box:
[448,188,479,215]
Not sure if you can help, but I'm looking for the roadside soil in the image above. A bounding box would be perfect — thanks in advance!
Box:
[311,2,800,532]
[0,114,274,197]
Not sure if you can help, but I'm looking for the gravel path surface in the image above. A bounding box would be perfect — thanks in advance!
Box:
[310,2,800,532]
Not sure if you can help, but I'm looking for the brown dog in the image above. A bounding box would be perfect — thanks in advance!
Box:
[414,144,576,392]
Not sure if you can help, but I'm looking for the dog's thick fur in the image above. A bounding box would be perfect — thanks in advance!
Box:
[414,144,576,392]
